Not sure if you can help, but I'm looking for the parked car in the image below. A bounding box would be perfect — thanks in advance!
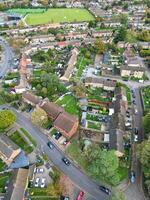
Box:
[130,171,135,183]
[55,132,62,140]
[41,178,46,188]
[47,141,54,149]
[62,157,70,166]
[76,191,85,200]
[99,186,111,195]
[35,177,40,187]
[132,100,136,105]
[36,168,44,173]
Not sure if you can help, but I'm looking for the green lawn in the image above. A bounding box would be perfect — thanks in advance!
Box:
[66,140,89,170]
[9,130,34,154]
[56,94,79,116]
[0,172,11,193]
[20,128,37,147]
[23,8,94,25]
[87,121,101,130]
[142,86,150,109]
[0,159,5,172]
[7,8,46,15]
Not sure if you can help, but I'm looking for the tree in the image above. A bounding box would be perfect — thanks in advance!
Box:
[143,112,150,137]
[94,39,105,55]
[137,139,150,195]
[88,146,120,185]
[137,30,150,42]
[126,30,137,43]
[119,14,128,26]
[0,110,16,131]
[113,26,127,43]
[31,107,48,127]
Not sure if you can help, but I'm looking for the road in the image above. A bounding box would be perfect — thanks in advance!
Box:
[0,37,14,78]
[0,106,109,200]
[124,88,146,200]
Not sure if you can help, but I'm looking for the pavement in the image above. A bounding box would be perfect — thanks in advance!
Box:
[0,37,14,78]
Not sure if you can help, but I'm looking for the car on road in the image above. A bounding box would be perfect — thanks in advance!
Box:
[134,134,138,142]
[47,141,54,149]
[135,108,138,114]
[41,178,46,188]
[132,100,136,105]
[35,177,40,187]
[62,157,70,166]
[99,186,111,195]
[76,191,85,200]
[130,171,136,183]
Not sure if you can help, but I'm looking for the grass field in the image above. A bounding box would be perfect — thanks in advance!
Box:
[7,8,46,15]
[8,8,94,25]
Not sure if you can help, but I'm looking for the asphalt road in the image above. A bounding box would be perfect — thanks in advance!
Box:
[0,37,14,78]
[0,106,109,200]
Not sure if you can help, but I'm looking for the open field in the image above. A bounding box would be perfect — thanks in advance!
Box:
[7,8,94,25]
[7,8,46,15]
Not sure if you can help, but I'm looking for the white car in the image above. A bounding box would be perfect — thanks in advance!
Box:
[135,109,138,114]
[134,134,138,142]
[35,177,40,187]
[41,178,46,188]
[36,168,44,173]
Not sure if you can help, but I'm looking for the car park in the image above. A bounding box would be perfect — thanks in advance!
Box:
[99,186,111,195]
[130,171,135,183]
[35,177,40,187]
[62,157,70,166]
[76,191,85,200]
[41,178,46,188]
[47,141,54,149]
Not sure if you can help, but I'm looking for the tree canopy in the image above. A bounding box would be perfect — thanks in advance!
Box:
[31,107,48,127]
[143,112,150,137]
[137,139,150,195]
[94,39,105,55]
[0,110,16,131]
[88,146,120,185]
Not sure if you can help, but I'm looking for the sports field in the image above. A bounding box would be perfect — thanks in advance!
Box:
[7,8,94,25]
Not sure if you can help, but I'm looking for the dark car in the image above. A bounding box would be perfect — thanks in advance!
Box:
[132,100,136,105]
[135,128,138,135]
[99,186,111,195]
[130,171,135,183]
[55,132,62,140]
[62,157,70,166]
[47,141,54,149]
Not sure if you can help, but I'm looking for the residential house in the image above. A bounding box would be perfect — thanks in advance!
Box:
[4,168,29,200]
[39,101,64,121]
[84,77,116,91]
[61,48,79,81]
[22,91,42,106]
[0,135,21,166]
[54,112,79,139]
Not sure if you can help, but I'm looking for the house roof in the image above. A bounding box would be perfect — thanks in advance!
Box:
[85,77,116,87]
[54,112,78,139]
[22,91,42,105]
[40,101,64,120]
[5,168,29,200]
[110,113,125,131]
[0,135,19,159]
[109,129,124,153]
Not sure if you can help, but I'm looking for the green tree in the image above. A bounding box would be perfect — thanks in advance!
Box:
[88,146,120,185]
[143,112,150,137]
[0,110,16,131]
[113,26,127,43]
[137,139,150,195]
[94,39,105,54]
[120,14,128,26]
[31,107,48,127]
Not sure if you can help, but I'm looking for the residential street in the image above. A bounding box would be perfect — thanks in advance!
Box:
[0,37,14,78]
[0,105,108,200]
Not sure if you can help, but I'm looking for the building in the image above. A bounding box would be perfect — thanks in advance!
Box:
[4,168,29,200]
[0,135,21,166]
[60,48,79,81]
[54,112,79,139]
[22,91,42,106]
[121,66,145,79]
[84,77,116,91]
[39,101,64,121]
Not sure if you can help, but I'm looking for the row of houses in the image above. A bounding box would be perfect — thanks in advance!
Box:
[22,92,79,140]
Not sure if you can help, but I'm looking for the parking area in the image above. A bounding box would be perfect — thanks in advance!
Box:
[33,165,52,188]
